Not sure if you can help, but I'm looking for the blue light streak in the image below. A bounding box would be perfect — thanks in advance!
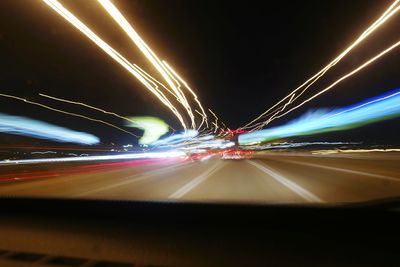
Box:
[0,113,100,145]
[239,89,400,145]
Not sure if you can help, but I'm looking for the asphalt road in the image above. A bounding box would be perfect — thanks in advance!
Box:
[1,152,400,204]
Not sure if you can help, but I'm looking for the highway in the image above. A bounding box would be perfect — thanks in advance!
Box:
[1,152,400,203]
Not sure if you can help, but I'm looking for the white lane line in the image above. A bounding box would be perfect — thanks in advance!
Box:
[169,161,224,199]
[273,158,400,182]
[248,160,324,203]
[73,162,193,197]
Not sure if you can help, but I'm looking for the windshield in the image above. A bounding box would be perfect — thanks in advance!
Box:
[1,0,400,204]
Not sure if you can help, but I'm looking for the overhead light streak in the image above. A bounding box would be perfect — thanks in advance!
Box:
[239,88,400,145]
[39,93,141,125]
[208,108,220,133]
[96,0,198,129]
[264,38,400,126]
[132,64,176,98]
[0,92,137,137]
[195,109,209,130]
[42,0,188,130]
[242,0,400,130]
[162,61,209,130]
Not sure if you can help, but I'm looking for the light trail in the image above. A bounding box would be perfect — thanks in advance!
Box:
[162,61,209,130]
[39,93,140,125]
[40,93,174,144]
[0,112,99,145]
[195,109,209,130]
[239,89,400,145]
[243,141,360,150]
[151,130,198,147]
[96,0,198,129]
[132,64,177,99]
[267,38,400,124]
[242,0,400,130]
[0,92,137,137]
[160,63,196,129]
[42,0,188,130]
[312,148,400,155]
[0,150,187,166]
[208,108,220,133]
[128,65,204,132]
[125,116,169,145]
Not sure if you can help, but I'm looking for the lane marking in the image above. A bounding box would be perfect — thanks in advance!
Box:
[248,160,323,203]
[72,162,193,197]
[169,161,224,199]
[271,158,400,182]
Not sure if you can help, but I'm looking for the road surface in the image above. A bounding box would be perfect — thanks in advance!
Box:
[1,152,400,204]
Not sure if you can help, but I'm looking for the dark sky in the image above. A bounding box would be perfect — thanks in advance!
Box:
[0,0,399,145]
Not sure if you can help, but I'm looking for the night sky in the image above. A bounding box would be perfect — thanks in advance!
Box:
[0,0,399,145]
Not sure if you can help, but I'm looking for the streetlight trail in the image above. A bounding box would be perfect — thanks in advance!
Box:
[42,0,188,130]
[162,61,209,131]
[39,93,139,125]
[269,39,400,124]
[0,92,138,137]
[97,0,198,129]
[241,0,400,130]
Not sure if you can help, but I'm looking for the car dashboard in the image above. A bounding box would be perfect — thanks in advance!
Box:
[0,197,400,267]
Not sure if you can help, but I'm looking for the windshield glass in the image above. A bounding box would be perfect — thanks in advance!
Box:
[1,0,400,204]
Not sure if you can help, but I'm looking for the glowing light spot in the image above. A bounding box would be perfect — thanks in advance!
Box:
[126,116,169,145]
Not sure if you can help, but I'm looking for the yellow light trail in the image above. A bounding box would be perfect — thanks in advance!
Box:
[160,62,196,129]
[132,64,209,132]
[0,92,138,137]
[242,0,400,130]
[259,38,400,128]
[195,109,209,131]
[96,0,198,129]
[42,0,188,130]
[39,92,177,133]
[132,64,176,99]
[208,108,220,134]
[39,93,139,124]
[162,61,209,130]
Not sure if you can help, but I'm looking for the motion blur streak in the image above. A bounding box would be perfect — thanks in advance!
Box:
[42,0,188,130]
[312,149,400,155]
[245,142,360,150]
[208,109,220,133]
[0,92,136,137]
[162,61,209,130]
[96,0,199,129]
[125,116,169,145]
[39,93,140,125]
[152,130,198,147]
[0,150,186,166]
[239,89,400,145]
[266,40,400,125]
[0,159,179,182]
[242,0,400,130]
[0,112,99,145]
